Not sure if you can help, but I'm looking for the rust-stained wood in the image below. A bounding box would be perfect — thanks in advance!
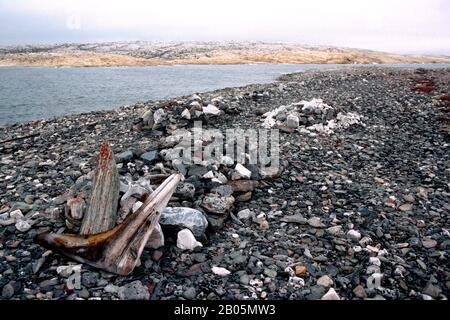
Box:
[80,143,120,235]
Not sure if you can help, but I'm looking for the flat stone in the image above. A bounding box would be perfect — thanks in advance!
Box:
[347,229,362,241]
[1,283,14,299]
[234,164,252,179]
[202,104,221,116]
[422,283,441,298]
[422,238,437,249]
[118,281,150,300]
[160,207,208,237]
[228,180,259,192]
[182,287,197,300]
[281,214,307,224]
[353,285,367,298]
[295,265,307,276]
[317,275,333,288]
[15,220,31,232]
[398,203,413,212]
[116,150,134,163]
[140,150,158,165]
[237,209,253,220]
[307,217,325,228]
[201,194,235,215]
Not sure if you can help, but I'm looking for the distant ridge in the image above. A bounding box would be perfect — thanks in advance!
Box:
[1,41,449,67]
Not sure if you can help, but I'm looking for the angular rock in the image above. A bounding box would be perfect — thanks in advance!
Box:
[140,150,158,165]
[118,281,150,300]
[116,150,134,163]
[201,193,235,215]
[160,207,208,237]
[234,164,252,179]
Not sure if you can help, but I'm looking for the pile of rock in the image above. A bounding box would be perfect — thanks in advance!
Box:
[261,98,364,135]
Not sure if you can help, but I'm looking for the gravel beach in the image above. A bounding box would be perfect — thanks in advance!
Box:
[0,67,449,300]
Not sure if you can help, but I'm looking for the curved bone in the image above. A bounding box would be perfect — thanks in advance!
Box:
[35,173,181,275]
[119,175,154,206]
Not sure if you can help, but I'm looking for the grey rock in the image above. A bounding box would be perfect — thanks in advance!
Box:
[11,202,33,213]
[187,165,209,177]
[1,283,14,299]
[201,194,235,215]
[24,195,34,204]
[175,182,196,199]
[118,280,150,300]
[81,272,99,288]
[307,217,326,228]
[263,268,277,278]
[423,283,442,298]
[140,150,158,165]
[182,287,197,300]
[116,150,134,163]
[160,207,208,237]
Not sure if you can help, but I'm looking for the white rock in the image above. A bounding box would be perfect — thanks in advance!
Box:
[153,108,166,125]
[237,209,253,220]
[132,201,143,213]
[9,209,24,221]
[203,171,215,179]
[326,225,343,236]
[142,110,154,126]
[317,275,334,288]
[286,114,300,128]
[15,220,31,232]
[321,288,340,300]
[235,163,251,179]
[212,266,231,276]
[347,229,362,241]
[369,257,381,266]
[181,108,191,120]
[190,94,202,102]
[288,276,305,288]
[56,264,82,278]
[176,229,202,250]
[220,156,234,166]
[202,104,221,116]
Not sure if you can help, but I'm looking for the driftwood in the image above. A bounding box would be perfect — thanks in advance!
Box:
[36,173,182,275]
[80,143,119,235]
[35,143,182,275]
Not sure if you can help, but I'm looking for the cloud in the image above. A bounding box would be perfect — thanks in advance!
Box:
[0,0,448,54]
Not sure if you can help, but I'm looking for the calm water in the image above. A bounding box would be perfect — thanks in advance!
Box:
[0,63,449,125]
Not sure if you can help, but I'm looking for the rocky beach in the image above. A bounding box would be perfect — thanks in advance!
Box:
[0,66,449,300]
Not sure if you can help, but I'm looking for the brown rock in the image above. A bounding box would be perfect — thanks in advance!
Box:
[236,192,252,202]
[228,180,259,193]
[295,265,307,276]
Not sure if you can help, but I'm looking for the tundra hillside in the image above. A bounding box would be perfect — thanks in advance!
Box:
[1,42,449,67]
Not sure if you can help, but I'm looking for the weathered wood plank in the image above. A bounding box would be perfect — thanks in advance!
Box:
[80,143,120,235]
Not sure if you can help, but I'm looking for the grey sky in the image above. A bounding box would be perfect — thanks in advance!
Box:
[0,0,449,54]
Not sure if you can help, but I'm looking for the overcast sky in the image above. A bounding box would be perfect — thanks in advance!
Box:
[0,0,449,54]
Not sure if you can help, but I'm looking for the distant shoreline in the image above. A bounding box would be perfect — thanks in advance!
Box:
[1,42,449,67]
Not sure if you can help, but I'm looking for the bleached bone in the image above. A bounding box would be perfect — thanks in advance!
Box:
[119,175,154,206]
[35,173,182,275]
